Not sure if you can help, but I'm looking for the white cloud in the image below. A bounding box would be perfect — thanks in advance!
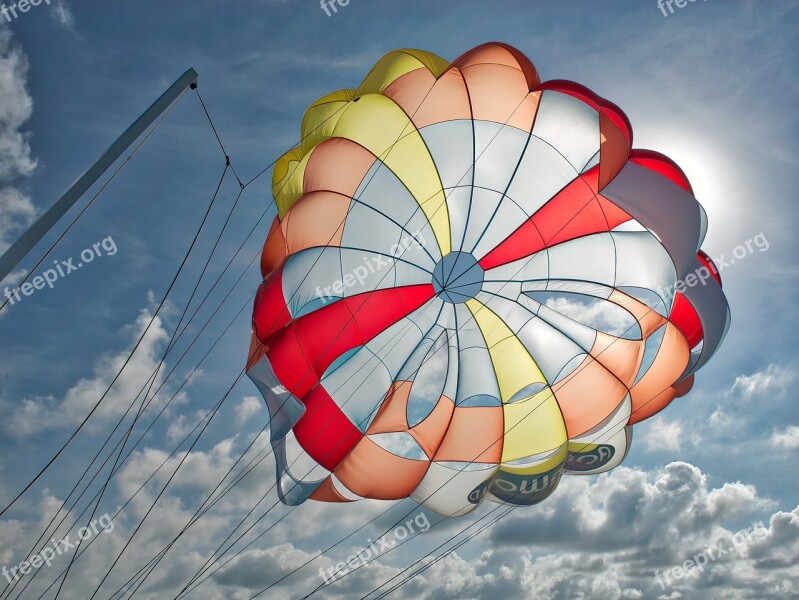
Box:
[0,301,186,436]
[166,410,206,444]
[545,296,634,337]
[0,26,37,253]
[0,264,28,318]
[319,469,792,600]
[0,404,794,599]
[0,266,27,286]
[472,463,789,600]
[91,460,788,600]
[708,406,733,429]
[51,1,76,31]
[0,431,276,599]
[213,543,322,590]
[0,186,35,253]
[235,395,263,425]
[643,416,683,453]
[729,364,794,401]
[770,426,799,450]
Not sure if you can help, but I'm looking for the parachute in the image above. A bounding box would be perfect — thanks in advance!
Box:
[246,43,730,517]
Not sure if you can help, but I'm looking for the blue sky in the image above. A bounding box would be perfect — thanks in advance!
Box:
[0,1,798,598]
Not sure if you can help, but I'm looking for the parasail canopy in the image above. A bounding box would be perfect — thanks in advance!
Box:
[246,42,730,517]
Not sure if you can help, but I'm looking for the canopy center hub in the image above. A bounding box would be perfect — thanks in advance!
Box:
[432,252,484,304]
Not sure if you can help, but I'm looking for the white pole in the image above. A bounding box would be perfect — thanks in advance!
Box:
[0,67,199,281]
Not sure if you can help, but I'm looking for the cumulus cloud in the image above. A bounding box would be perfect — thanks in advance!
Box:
[708,406,733,429]
[235,395,263,425]
[0,301,187,436]
[0,431,276,599]
[139,461,794,600]
[166,410,207,444]
[770,426,799,450]
[728,364,794,401]
[213,543,322,590]
[642,417,683,453]
[301,464,792,600]
[0,26,37,254]
[476,463,791,600]
[1,423,795,599]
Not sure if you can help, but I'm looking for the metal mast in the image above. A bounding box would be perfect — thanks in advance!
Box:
[0,68,199,281]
